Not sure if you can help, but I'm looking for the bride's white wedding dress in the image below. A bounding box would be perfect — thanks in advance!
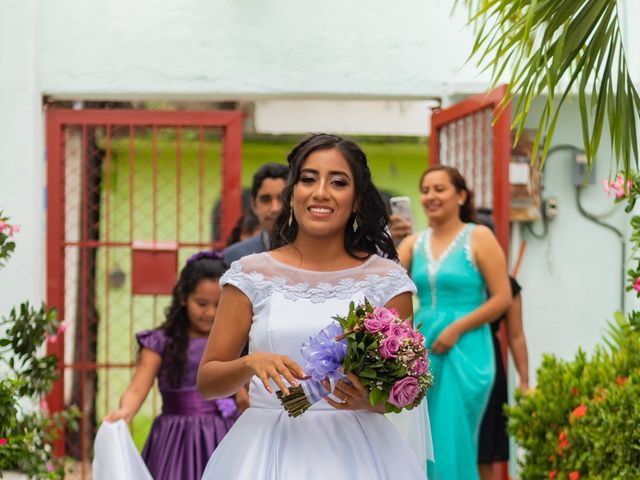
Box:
[201,253,431,480]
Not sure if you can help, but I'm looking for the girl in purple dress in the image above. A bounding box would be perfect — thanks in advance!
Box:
[103,252,242,480]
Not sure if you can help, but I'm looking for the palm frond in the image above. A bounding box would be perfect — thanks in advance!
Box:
[457,0,640,174]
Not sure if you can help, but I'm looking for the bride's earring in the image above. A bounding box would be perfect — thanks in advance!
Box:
[288,207,293,227]
[352,216,359,232]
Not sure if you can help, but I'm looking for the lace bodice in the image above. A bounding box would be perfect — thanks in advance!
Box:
[221,253,416,306]
[220,252,417,410]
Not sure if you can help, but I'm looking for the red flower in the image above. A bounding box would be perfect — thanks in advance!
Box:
[569,471,581,480]
[0,438,6,445]
[615,376,628,386]
[558,431,570,454]
[549,471,557,479]
[570,404,587,423]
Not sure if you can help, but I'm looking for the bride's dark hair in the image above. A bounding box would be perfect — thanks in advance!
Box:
[271,133,397,261]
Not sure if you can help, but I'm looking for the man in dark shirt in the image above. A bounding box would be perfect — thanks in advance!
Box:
[223,162,288,266]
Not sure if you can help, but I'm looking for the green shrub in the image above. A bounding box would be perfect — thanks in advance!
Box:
[507,315,640,479]
[0,212,79,479]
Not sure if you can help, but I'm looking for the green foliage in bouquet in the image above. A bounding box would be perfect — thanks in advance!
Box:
[0,212,80,479]
[507,177,640,478]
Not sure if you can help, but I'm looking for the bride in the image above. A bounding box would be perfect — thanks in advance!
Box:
[197,133,429,479]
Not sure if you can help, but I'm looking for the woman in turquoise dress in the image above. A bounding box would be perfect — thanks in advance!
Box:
[397,165,511,479]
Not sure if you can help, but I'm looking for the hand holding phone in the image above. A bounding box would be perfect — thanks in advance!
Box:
[389,196,414,239]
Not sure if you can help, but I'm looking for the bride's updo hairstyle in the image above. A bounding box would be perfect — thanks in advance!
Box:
[271,133,398,261]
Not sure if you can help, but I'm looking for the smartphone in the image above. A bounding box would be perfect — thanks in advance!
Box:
[389,196,414,232]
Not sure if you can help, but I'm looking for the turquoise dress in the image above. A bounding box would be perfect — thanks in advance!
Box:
[412,223,495,479]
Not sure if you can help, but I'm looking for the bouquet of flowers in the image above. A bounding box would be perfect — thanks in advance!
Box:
[277,298,433,417]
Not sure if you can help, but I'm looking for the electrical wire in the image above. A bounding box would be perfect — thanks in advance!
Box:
[576,186,626,313]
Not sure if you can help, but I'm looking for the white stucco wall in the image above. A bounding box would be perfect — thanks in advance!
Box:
[0,0,44,312]
[510,99,636,384]
[39,0,490,100]
[254,99,437,136]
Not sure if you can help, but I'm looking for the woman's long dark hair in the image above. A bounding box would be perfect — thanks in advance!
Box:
[419,165,477,223]
[271,133,397,261]
[158,255,227,387]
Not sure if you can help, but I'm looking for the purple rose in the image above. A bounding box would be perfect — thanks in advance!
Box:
[364,317,387,333]
[410,358,428,375]
[388,377,421,408]
[379,336,401,359]
[373,307,397,325]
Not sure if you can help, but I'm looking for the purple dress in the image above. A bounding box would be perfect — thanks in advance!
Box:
[136,329,239,480]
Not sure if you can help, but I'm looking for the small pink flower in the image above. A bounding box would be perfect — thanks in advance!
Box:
[0,438,6,445]
[409,330,425,346]
[388,376,421,408]
[40,399,50,414]
[411,358,429,375]
[0,221,6,232]
[57,321,67,335]
[379,336,401,359]
[633,277,640,293]
[8,225,20,236]
[49,334,58,344]
[47,462,55,472]
[601,179,612,196]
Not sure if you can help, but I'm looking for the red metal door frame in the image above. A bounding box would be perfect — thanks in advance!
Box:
[429,86,512,480]
[429,85,511,254]
[45,108,244,456]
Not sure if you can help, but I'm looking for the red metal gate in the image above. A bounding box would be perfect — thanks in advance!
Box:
[429,85,511,253]
[429,85,512,480]
[45,108,243,473]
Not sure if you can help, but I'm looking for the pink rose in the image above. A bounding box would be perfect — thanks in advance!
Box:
[388,377,420,408]
[379,336,401,359]
[364,317,387,333]
[411,358,429,375]
[373,307,397,325]
[633,277,640,293]
[384,322,404,338]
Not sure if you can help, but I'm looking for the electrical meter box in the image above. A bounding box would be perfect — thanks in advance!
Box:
[509,129,542,222]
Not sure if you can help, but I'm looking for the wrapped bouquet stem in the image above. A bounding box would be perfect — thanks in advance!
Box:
[277,298,433,417]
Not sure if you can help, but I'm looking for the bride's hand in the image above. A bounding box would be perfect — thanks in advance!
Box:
[244,352,306,396]
[325,372,383,413]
